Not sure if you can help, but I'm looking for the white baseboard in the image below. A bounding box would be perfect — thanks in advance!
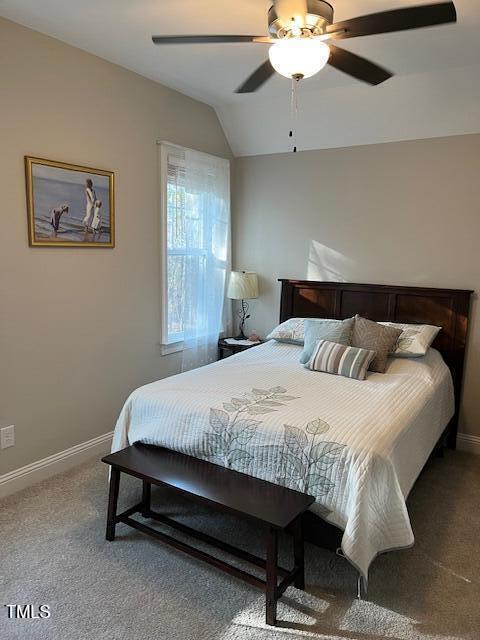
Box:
[457,432,480,456]
[0,431,113,499]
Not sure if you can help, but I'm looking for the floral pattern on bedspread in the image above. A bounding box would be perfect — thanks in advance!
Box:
[199,386,346,508]
[199,386,297,470]
[276,421,345,498]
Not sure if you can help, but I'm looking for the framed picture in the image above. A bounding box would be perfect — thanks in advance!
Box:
[25,156,115,247]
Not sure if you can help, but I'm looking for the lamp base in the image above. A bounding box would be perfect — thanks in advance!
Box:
[233,331,248,341]
[234,299,250,341]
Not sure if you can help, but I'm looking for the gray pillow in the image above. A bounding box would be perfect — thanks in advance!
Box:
[299,317,354,364]
[351,315,402,373]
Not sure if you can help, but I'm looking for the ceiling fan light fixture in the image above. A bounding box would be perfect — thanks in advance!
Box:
[268,38,330,80]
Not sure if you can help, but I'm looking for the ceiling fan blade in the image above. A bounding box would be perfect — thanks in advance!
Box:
[327,2,456,40]
[328,44,393,85]
[252,37,276,43]
[152,35,265,45]
[235,60,275,93]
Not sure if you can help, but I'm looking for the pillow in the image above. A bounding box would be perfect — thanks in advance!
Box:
[379,322,441,357]
[299,317,354,364]
[351,315,402,373]
[306,339,376,381]
[266,317,306,344]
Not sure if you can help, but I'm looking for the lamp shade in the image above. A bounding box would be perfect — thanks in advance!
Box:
[227,271,258,300]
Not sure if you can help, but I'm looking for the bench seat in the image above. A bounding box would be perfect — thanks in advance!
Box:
[102,443,315,626]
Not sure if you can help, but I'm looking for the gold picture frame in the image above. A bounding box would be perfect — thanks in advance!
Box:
[25,156,115,247]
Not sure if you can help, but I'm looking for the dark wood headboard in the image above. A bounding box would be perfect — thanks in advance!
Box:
[279,279,473,448]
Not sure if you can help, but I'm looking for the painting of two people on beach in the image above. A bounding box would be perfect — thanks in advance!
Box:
[25,157,114,247]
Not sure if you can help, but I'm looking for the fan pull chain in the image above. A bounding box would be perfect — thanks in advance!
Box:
[289,76,300,153]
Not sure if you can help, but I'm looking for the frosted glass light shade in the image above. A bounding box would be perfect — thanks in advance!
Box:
[268,38,330,79]
[227,271,259,300]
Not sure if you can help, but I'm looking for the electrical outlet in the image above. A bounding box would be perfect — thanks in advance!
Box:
[0,425,15,449]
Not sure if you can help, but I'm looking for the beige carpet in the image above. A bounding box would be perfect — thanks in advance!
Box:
[1,450,479,640]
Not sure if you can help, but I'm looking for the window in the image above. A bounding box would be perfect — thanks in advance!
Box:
[159,143,230,352]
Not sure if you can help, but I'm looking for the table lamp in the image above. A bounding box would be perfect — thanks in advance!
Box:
[227,271,259,340]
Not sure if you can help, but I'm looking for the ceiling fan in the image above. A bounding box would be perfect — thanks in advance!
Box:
[152,0,457,92]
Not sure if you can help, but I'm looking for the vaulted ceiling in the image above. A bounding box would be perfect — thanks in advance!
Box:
[2,0,480,155]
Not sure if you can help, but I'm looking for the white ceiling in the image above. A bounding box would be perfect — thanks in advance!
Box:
[1,0,480,155]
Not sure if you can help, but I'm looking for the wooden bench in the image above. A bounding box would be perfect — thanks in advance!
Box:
[102,444,315,626]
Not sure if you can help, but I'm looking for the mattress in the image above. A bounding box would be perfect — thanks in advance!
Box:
[112,340,454,581]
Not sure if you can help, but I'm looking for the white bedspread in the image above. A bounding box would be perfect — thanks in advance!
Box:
[112,340,454,580]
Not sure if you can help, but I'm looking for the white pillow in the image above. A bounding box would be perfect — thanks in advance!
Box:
[267,318,306,344]
[267,317,340,345]
[380,322,441,357]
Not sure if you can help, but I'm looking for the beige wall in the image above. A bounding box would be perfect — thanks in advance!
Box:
[0,18,231,474]
[232,135,480,439]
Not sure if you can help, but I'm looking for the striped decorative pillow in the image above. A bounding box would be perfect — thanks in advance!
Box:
[306,339,376,381]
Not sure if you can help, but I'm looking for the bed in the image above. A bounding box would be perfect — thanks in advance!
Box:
[111,280,472,583]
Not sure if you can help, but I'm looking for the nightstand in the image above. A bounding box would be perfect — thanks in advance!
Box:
[218,338,263,360]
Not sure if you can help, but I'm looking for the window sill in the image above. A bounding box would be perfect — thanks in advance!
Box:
[160,341,184,356]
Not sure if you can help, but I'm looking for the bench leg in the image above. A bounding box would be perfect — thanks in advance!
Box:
[265,527,278,626]
[293,516,305,590]
[142,480,151,517]
[106,468,120,541]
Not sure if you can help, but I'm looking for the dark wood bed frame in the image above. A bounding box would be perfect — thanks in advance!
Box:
[107,280,473,590]
[278,279,473,551]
